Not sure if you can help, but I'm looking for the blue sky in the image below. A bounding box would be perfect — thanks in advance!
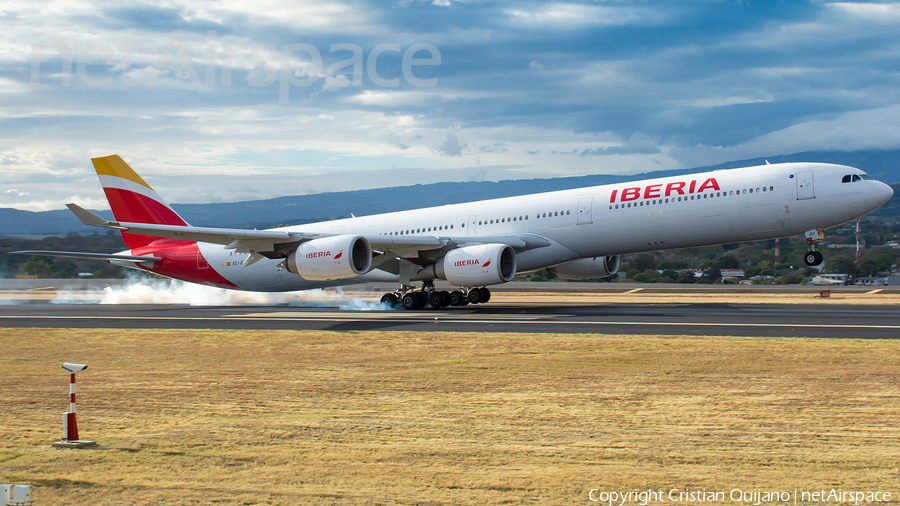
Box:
[2,1,900,211]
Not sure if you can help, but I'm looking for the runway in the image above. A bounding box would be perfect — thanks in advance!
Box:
[1,280,898,338]
[1,302,899,338]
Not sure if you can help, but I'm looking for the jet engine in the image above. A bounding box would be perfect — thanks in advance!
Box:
[435,243,517,286]
[286,235,372,281]
[549,255,620,280]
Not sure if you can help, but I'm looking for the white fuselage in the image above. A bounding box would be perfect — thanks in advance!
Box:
[179,162,892,291]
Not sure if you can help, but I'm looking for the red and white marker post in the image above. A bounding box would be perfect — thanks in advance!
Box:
[53,363,95,448]
[65,371,79,440]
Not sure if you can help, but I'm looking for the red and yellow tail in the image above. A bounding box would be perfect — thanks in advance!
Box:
[92,155,189,249]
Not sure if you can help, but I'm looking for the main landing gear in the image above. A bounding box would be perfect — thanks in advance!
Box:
[803,228,825,267]
[380,282,491,310]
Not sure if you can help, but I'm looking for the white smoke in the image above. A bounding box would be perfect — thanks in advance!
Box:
[53,278,393,310]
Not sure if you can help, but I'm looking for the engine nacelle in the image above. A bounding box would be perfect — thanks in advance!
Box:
[286,235,372,281]
[436,243,517,286]
[550,255,620,280]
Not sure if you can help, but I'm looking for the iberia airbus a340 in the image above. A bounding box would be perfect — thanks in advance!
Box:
[17,155,893,309]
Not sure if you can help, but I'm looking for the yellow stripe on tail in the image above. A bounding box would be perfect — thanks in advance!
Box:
[91,154,154,190]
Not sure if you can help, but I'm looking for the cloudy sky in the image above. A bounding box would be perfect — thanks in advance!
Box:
[2,1,900,212]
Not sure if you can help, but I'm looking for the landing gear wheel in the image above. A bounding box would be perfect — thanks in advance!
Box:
[429,291,447,308]
[380,293,399,308]
[467,289,483,304]
[804,251,823,266]
[413,291,429,310]
[401,292,418,310]
[449,291,465,306]
[479,288,491,303]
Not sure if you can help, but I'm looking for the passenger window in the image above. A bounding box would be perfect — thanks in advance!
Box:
[842,175,851,183]
[769,186,774,191]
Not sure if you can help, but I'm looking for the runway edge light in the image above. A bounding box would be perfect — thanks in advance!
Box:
[52,362,96,449]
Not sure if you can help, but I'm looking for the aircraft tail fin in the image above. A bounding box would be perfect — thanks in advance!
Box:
[91,155,190,248]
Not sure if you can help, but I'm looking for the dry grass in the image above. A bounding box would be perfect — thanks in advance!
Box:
[1,328,899,505]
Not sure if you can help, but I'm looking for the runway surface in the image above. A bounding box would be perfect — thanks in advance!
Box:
[1,302,898,338]
[2,280,898,338]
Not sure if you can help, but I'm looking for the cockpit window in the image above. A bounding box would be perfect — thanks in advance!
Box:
[861,174,873,180]
[852,174,861,182]
[842,175,851,183]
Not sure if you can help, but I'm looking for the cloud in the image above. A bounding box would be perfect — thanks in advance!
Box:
[0,2,898,211]
[437,132,466,157]
[580,139,660,157]
[671,104,900,168]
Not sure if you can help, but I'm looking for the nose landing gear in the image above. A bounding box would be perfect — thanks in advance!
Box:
[803,229,825,267]
[804,250,824,267]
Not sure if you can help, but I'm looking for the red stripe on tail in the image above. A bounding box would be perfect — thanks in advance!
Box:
[104,188,188,249]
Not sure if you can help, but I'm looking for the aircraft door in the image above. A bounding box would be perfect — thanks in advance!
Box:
[197,249,209,269]
[577,197,593,225]
[796,171,815,200]
[467,215,477,236]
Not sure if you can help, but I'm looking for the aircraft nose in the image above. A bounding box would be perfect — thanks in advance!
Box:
[879,182,894,203]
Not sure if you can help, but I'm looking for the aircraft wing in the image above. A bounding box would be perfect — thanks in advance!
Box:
[12,250,160,263]
[66,203,317,253]
[66,203,551,262]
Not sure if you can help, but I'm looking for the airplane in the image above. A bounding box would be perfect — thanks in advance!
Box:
[15,155,894,309]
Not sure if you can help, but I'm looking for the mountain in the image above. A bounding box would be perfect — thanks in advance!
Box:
[2,149,899,237]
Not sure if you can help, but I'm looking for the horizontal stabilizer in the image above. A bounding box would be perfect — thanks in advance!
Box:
[66,203,125,229]
[12,250,160,263]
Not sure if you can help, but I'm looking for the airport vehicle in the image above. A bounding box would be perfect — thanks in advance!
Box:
[16,155,893,309]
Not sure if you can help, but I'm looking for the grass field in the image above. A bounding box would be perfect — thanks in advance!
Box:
[2,328,899,505]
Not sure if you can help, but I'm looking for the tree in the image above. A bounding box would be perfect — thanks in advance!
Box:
[677,270,696,284]
[530,269,557,281]
[824,255,857,276]
[19,256,55,277]
[54,263,79,279]
[658,258,688,270]
[701,266,722,283]
[718,255,740,269]
[632,253,657,272]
